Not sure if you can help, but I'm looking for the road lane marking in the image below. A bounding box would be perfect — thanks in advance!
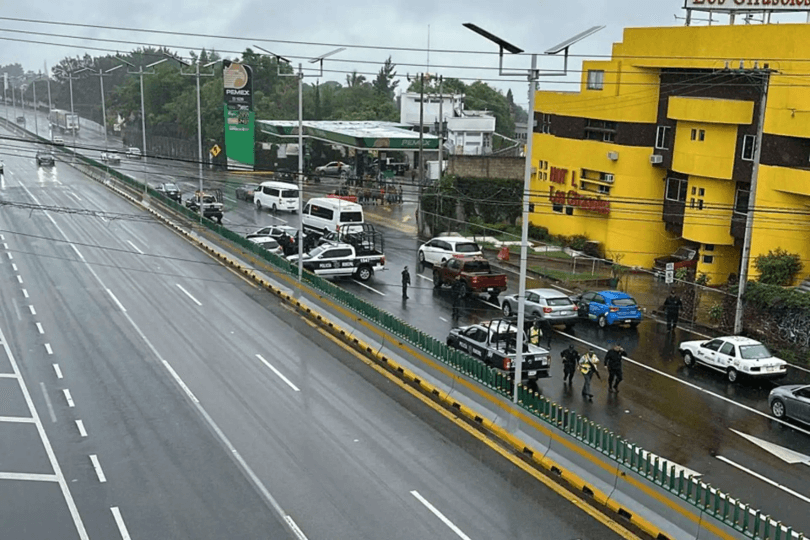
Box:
[418,274,433,282]
[716,455,810,504]
[0,415,36,423]
[28,305,35,315]
[439,317,448,323]
[45,343,53,355]
[176,284,202,306]
[76,420,87,437]
[53,364,63,379]
[557,330,810,438]
[256,354,300,392]
[126,240,144,254]
[110,507,132,540]
[161,360,199,403]
[731,429,810,465]
[63,388,75,408]
[12,298,21,321]
[224,196,237,203]
[71,244,85,261]
[0,472,58,482]
[16,275,23,284]
[410,490,473,540]
[284,516,308,540]
[352,279,386,296]
[106,288,127,312]
[22,289,29,298]
[41,383,57,422]
[7,252,12,259]
[480,299,500,309]
[3,242,7,249]
[89,454,107,483]
[36,322,44,334]
[0,373,18,379]
[67,191,82,202]
[12,263,17,271]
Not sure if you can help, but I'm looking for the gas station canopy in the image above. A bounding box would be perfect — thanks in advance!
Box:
[256,120,439,150]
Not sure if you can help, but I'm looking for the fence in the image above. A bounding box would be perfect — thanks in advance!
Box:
[4,115,803,540]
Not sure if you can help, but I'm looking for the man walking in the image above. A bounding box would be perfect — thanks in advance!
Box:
[401,266,411,300]
[605,344,626,392]
[561,344,578,385]
[579,348,601,402]
[663,289,683,331]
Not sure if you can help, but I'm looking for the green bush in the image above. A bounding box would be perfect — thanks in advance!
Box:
[528,224,549,241]
[744,281,810,310]
[568,234,590,251]
[754,248,804,286]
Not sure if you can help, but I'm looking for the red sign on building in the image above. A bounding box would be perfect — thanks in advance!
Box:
[549,167,568,185]
[549,187,610,215]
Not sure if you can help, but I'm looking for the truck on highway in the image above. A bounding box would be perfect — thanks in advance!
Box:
[432,256,508,300]
[288,229,385,281]
[48,109,80,134]
[185,189,224,223]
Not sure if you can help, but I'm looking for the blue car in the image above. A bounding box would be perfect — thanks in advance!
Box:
[574,290,643,328]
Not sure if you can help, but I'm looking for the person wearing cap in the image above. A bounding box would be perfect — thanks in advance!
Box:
[663,289,683,331]
[401,266,411,300]
[561,344,579,385]
[579,348,601,402]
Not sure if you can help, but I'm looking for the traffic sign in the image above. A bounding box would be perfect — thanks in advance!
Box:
[665,262,675,284]
[210,144,221,157]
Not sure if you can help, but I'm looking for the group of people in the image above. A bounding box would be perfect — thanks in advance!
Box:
[560,343,626,402]
[348,183,403,206]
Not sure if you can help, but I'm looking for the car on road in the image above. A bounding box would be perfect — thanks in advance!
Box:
[417,235,483,266]
[100,151,121,164]
[246,225,313,256]
[248,236,283,256]
[679,336,788,383]
[573,290,642,328]
[0,160,4,174]
[768,385,810,423]
[502,288,578,328]
[433,256,508,300]
[315,161,351,178]
[155,182,182,203]
[52,136,65,146]
[126,147,142,159]
[235,183,260,201]
[36,151,56,167]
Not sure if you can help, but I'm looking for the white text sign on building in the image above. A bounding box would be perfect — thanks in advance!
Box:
[686,0,810,12]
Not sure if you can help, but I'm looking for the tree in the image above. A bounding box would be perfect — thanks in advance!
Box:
[372,56,398,100]
[754,248,804,286]
[345,71,367,88]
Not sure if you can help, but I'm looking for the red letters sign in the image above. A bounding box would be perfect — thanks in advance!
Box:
[549,167,568,185]
[687,0,810,12]
[549,187,610,215]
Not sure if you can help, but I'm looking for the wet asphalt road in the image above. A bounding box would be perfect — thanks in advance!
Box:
[0,119,628,538]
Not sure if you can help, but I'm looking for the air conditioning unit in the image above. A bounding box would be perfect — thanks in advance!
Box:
[602,173,614,183]
[650,154,664,165]
[607,151,619,161]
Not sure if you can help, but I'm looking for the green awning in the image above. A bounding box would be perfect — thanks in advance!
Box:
[257,120,440,150]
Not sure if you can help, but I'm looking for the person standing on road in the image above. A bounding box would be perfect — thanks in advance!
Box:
[451,278,464,319]
[663,289,683,331]
[401,266,411,300]
[579,348,601,402]
[561,344,578,385]
[605,344,626,392]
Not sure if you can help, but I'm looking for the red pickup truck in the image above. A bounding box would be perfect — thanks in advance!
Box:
[433,256,508,299]
[653,246,699,274]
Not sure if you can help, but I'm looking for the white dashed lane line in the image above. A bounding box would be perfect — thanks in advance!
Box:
[256,354,300,392]
[62,389,75,408]
[126,240,144,255]
[106,289,127,312]
[53,364,63,379]
[36,322,44,334]
[111,507,132,540]
[89,455,107,483]
[22,289,29,298]
[75,420,87,438]
[45,343,53,355]
[39,383,57,423]
[28,305,35,316]
[410,490,472,540]
[176,284,202,306]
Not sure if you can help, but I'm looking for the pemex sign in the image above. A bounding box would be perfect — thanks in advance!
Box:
[685,0,810,11]
[223,60,255,170]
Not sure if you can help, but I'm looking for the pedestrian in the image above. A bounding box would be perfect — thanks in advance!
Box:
[530,319,543,346]
[398,184,403,203]
[663,289,683,331]
[579,348,601,402]
[451,278,464,319]
[401,266,411,300]
[605,344,626,392]
[561,344,578,385]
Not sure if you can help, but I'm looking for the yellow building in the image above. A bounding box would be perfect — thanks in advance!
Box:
[531,23,810,285]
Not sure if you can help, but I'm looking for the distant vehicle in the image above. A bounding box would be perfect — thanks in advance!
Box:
[100,151,121,164]
[446,317,552,381]
[679,336,788,383]
[573,290,642,328]
[36,151,56,167]
[48,109,79,134]
[248,236,283,256]
[185,189,224,223]
[246,225,313,256]
[235,183,260,201]
[316,223,376,247]
[432,256,508,300]
[52,136,65,146]
[254,181,299,213]
[654,246,699,274]
[16,115,26,126]
[0,160,4,174]
[126,147,142,159]
[769,385,810,423]
[302,197,364,236]
[315,161,351,178]
[155,182,182,203]
[502,288,578,328]
[417,235,483,266]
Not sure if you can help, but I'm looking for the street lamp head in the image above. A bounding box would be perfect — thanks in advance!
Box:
[105,64,125,74]
[146,58,169,69]
[253,45,290,64]
[544,25,605,55]
[164,51,190,66]
[114,55,136,68]
[75,67,92,75]
[463,23,524,54]
[203,59,221,68]
[308,47,346,64]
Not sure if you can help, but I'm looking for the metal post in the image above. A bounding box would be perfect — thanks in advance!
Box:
[99,70,108,150]
[438,75,443,185]
[45,64,52,117]
[513,54,537,402]
[297,63,304,281]
[734,69,770,335]
[139,67,148,194]
[418,73,424,186]
[196,61,204,221]
[68,74,76,148]
[32,78,38,136]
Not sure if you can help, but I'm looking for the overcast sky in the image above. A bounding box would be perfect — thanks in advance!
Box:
[2,1,809,100]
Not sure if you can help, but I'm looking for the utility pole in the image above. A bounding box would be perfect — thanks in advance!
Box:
[32,75,38,136]
[418,73,425,186]
[78,64,123,151]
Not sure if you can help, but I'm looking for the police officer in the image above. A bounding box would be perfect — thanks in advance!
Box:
[561,344,578,385]
[663,289,683,331]
[451,278,464,319]
[401,266,411,300]
[579,348,601,402]
[605,344,627,392]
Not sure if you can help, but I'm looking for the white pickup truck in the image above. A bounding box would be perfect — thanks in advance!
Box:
[288,233,385,282]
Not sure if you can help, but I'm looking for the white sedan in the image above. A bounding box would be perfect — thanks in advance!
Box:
[679,336,787,383]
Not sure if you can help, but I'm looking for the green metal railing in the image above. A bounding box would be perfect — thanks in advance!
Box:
[22,126,802,540]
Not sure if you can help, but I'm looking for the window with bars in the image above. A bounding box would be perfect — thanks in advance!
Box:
[666,177,689,202]
[655,126,671,150]
[584,119,617,142]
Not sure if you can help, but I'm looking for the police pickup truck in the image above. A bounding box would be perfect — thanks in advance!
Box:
[446,317,552,381]
[288,230,385,282]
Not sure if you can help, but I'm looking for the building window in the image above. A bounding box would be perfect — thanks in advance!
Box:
[584,119,617,142]
[734,188,750,213]
[741,134,756,161]
[655,126,671,150]
[702,255,714,264]
[565,206,574,216]
[691,187,697,195]
[698,188,705,197]
[691,129,697,141]
[552,202,564,213]
[704,244,715,252]
[666,177,688,202]
[698,129,705,141]
[690,198,696,209]
[698,199,704,210]
[597,184,611,195]
[541,114,551,134]
[587,70,604,90]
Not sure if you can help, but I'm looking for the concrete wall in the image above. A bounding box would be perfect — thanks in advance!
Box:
[446,155,524,180]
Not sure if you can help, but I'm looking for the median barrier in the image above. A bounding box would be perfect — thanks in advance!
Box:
[6,119,802,540]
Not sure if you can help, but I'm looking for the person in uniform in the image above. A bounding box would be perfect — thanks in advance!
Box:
[579,348,601,402]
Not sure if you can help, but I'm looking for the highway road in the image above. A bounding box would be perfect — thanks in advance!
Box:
[0,126,628,538]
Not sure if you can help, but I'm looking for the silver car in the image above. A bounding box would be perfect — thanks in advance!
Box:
[769,385,810,423]
[501,288,578,328]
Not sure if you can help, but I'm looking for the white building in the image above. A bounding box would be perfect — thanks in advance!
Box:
[399,92,496,156]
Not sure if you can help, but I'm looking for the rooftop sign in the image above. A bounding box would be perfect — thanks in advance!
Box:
[685,0,810,12]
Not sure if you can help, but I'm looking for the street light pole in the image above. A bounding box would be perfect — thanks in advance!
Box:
[77,64,123,151]
[32,76,38,136]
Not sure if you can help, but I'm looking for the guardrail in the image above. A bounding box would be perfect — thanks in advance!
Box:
[4,116,802,540]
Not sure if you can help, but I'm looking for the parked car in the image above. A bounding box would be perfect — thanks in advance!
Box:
[417,235,483,266]
[0,160,4,174]
[654,246,699,274]
[155,182,182,203]
[502,288,578,328]
[247,225,313,256]
[432,256,507,300]
[126,147,142,159]
[679,336,788,383]
[315,161,351,177]
[52,136,65,146]
[36,151,56,167]
[100,151,121,164]
[236,183,260,201]
[768,385,810,423]
[248,236,283,256]
[573,290,642,328]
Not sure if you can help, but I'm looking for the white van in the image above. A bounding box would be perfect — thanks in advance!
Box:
[254,181,300,213]
[302,197,364,235]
